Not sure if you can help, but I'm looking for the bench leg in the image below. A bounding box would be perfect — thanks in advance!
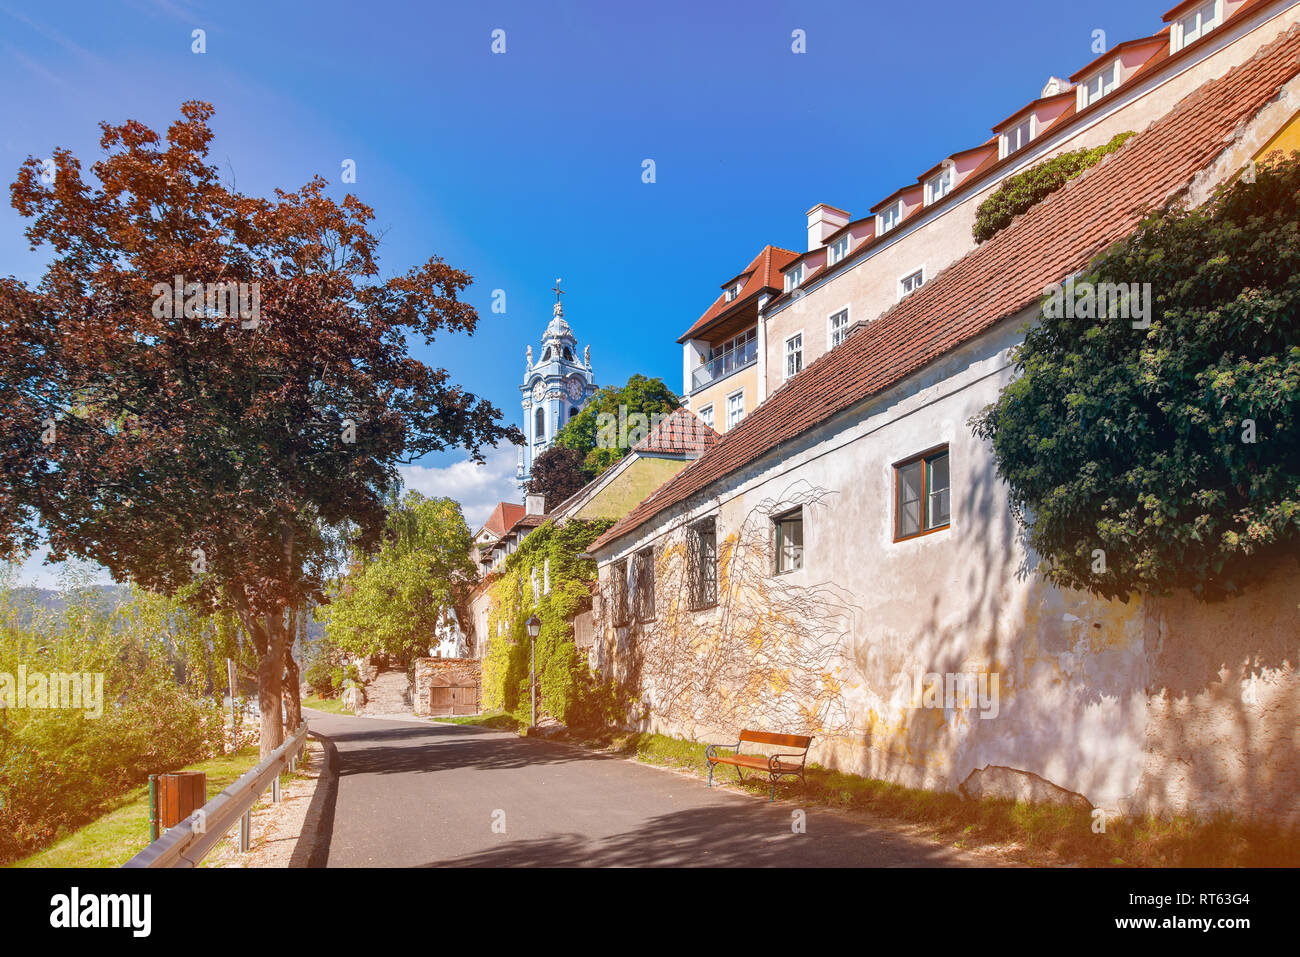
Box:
[769,776,777,802]
[707,762,714,788]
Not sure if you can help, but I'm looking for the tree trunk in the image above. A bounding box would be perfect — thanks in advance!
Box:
[282,607,302,733]
[257,616,287,759]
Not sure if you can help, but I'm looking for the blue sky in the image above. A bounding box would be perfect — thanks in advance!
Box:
[2,0,1161,583]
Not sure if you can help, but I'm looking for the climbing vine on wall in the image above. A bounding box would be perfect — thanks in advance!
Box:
[481,518,617,727]
[973,131,1134,243]
[597,482,863,740]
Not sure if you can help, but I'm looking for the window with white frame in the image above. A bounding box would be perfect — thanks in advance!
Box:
[724,281,743,302]
[827,233,850,265]
[899,268,925,299]
[1000,116,1034,158]
[1081,60,1119,107]
[828,307,851,349]
[697,404,714,429]
[784,332,803,380]
[1174,0,1222,52]
[725,390,745,429]
[878,200,903,234]
[925,167,954,204]
[773,507,804,574]
[783,263,804,292]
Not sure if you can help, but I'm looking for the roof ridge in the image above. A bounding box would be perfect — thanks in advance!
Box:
[593,22,1300,555]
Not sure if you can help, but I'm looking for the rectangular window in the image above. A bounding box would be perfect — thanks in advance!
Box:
[697,404,714,429]
[633,547,655,622]
[1000,116,1034,158]
[1082,61,1118,106]
[878,201,902,234]
[726,390,745,429]
[687,518,718,610]
[1177,0,1221,50]
[828,307,851,349]
[783,263,804,292]
[784,332,803,380]
[611,559,630,625]
[926,167,953,204]
[774,508,804,574]
[724,281,742,303]
[706,327,757,378]
[827,233,850,265]
[899,268,925,299]
[895,448,951,541]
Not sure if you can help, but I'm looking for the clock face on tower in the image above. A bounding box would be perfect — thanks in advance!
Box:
[566,376,584,401]
[531,379,545,402]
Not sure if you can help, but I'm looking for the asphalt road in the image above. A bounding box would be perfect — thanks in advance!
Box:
[305,709,983,867]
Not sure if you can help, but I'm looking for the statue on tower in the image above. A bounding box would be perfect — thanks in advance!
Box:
[526,344,533,368]
[584,344,591,368]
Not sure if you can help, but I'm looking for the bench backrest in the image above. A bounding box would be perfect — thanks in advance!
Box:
[738,730,812,750]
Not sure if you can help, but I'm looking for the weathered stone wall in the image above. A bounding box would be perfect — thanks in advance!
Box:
[593,312,1300,826]
[353,661,411,716]
[413,658,482,717]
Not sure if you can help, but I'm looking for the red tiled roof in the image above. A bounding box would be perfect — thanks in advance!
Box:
[632,407,721,456]
[481,501,525,537]
[992,89,1078,132]
[591,24,1300,556]
[677,245,800,343]
[1070,34,1168,82]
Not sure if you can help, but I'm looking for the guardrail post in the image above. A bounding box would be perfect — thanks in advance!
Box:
[239,810,251,853]
[148,774,160,842]
[272,773,280,804]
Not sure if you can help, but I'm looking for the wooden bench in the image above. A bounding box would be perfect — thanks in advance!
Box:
[705,730,813,802]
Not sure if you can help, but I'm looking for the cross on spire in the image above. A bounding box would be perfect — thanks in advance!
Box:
[552,278,565,304]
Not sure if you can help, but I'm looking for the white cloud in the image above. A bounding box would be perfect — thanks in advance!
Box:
[398,443,523,530]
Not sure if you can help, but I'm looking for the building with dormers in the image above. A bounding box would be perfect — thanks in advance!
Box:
[516,286,598,490]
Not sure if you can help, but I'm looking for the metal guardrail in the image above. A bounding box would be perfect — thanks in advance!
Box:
[123,723,309,868]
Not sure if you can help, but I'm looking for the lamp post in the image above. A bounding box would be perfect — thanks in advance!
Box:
[525,615,541,730]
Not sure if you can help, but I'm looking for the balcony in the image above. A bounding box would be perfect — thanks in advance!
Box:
[692,338,758,392]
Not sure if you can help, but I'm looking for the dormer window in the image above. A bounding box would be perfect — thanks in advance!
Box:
[1172,0,1223,53]
[724,281,743,303]
[783,263,804,292]
[827,233,850,266]
[925,167,954,205]
[1080,60,1119,108]
[877,201,903,235]
[999,116,1035,159]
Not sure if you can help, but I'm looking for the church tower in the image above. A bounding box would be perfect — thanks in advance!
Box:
[517,281,598,492]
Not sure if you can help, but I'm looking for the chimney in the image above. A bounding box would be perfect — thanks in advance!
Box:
[806,203,850,251]
[525,493,545,516]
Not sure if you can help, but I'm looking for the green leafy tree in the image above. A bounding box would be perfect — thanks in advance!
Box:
[320,493,475,664]
[973,132,1134,243]
[973,152,1300,601]
[553,374,678,475]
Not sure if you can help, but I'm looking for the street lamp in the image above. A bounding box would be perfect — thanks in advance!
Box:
[525,615,542,730]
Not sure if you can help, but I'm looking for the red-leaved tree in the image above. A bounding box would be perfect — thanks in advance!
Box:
[0,102,521,755]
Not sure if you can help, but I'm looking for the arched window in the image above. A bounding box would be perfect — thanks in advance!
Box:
[542,347,552,361]
[563,347,574,361]
[570,407,579,419]
[535,406,546,442]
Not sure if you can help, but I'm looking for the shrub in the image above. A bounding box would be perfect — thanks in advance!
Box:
[973,151,1300,600]
[973,131,1134,243]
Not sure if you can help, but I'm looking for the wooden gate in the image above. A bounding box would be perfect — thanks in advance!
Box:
[427,678,478,716]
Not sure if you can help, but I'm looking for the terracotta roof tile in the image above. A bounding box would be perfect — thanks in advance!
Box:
[592,24,1300,555]
[678,245,800,343]
[481,501,525,537]
[632,407,721,456]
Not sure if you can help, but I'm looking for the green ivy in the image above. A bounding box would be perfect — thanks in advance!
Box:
[480,518,623,728]
[973,131,1135,243]
[973,151,1300,601]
